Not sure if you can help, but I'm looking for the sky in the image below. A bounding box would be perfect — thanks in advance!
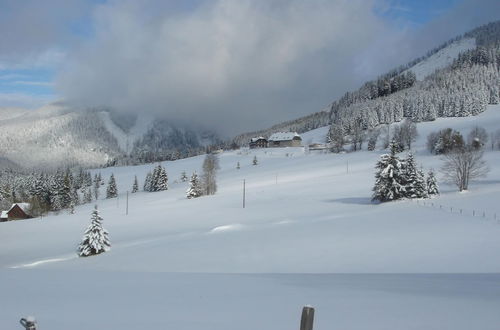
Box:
[0,0,498,136]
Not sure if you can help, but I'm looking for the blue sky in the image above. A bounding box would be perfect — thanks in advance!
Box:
[0,0,497,128]
[378,0,464,26]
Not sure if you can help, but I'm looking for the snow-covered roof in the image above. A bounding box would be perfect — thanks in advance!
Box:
[268,132,301,142]
[0,211,7,218]
[9,203,31,214]
[250,136,266,142]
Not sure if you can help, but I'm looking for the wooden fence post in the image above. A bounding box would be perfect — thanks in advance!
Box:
[300,306,315,330]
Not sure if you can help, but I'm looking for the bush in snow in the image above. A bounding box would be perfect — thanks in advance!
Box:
[467,126,488,150]
[77,206,110,257]
[427,128,464,154]
[180,171,188,182]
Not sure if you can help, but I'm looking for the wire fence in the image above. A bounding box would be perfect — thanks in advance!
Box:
[412,198,500,224]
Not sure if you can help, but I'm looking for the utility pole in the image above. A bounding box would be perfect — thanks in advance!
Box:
[243,179,246,209]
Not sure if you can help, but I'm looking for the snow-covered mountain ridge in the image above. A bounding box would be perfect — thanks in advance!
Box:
[0,104,219,169]
[403,37,476,80]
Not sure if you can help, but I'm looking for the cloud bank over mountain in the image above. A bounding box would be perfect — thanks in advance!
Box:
[52,0,499,136]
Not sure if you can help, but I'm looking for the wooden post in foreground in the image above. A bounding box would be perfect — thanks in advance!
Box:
[300,306,315,330]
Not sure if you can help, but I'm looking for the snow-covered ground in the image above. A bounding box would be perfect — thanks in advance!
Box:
[404,37,476,80]
[2,105,500,329]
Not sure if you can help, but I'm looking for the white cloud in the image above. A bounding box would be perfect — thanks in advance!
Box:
[57,0,396,136]
[55,0,500,136]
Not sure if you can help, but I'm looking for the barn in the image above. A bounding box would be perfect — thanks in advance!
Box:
[0,203,33,221]
[268,132,302,147]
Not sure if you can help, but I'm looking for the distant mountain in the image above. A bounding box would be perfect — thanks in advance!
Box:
[0,103,219,170]
[233,20,500,146]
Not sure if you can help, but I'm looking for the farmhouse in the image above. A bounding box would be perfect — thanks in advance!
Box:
[268,132,302,147]
[249,137,268,149]
[0,203,33,222]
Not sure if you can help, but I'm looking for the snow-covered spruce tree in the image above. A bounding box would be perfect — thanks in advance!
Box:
[156,165,168,191]
[83,187,92,203]
[402,152,427,199]
[372,140,406,202]
[143,171,153,192]
[426,169,439,196]
[132,176,139,193]
[416,168,428,199]
[77,206,110,257]
[186,172,203,199]
[106,174,118,199]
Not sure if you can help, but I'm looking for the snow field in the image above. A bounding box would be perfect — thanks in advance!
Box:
[2,106,500,329]
[2,105,500,273]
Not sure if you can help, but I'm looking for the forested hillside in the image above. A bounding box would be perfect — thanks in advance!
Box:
[233,21,500,146]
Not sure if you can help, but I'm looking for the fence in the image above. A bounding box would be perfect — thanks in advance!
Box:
[412,198,500,224]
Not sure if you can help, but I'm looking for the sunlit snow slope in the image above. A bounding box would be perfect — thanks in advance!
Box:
[2,105,500,273]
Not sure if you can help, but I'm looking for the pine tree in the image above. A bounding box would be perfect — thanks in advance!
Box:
[402,152,419,198]
[372,140,406,202]
[106,174,118,199]
[83,187,92,203]
[143,172,153,192]
[186,172,203,199]
[77,206,110,257]
[156,165,168,191]
[132,176,139,193]
[426,169,440,196]
[253,156,258,165]
[416,168,428,198]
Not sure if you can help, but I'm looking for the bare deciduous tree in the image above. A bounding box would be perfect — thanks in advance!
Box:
[441,147,489,191]
[202,153,220,195]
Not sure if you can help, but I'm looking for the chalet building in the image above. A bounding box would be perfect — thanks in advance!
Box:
[268,132,302,147]
[249,137,268,149]
[0,203,33,222]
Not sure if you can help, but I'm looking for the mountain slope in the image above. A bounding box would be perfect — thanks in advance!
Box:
[233,20,500,146]
[2,104,500,273]
[403,37,476,80]
[0,104,219,169]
